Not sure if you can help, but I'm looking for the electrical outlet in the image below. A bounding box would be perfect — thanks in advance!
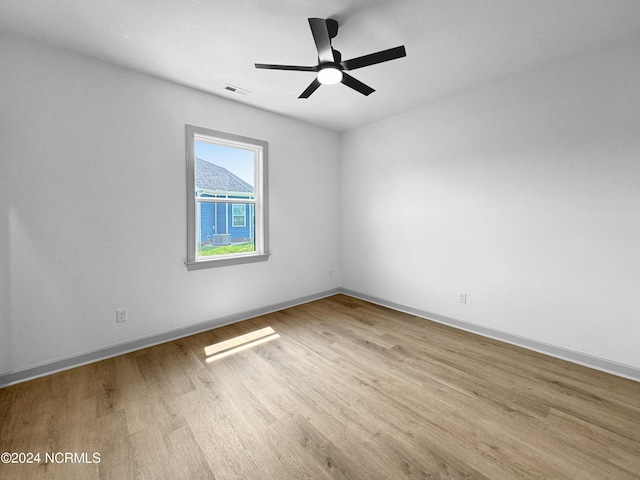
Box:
[116,308,127,323]
[458,292,467,304]
[329,269,333,278]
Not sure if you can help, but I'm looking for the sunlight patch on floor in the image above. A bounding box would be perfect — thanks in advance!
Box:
[205,326,279,362]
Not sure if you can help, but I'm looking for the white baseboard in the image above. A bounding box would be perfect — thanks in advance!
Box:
[340,288,640,383]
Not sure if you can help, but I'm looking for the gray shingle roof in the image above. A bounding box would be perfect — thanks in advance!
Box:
[195,158,253,194]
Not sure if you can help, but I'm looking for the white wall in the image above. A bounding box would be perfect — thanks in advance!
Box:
[341,40,640,369]
[0,34,341,376]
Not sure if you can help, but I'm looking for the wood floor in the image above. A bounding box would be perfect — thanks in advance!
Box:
[1,294,639,479]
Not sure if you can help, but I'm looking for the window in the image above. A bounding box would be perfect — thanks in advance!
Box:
[232,204,246,227]
[185,125,269,270]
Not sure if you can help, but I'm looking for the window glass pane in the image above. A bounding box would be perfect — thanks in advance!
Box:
[194,141,254,196]
[196,201,255,257]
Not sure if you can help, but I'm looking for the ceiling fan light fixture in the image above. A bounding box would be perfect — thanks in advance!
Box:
[317,66,343,85]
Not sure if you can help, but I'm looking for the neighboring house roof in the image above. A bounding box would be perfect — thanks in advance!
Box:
[195,158,253,194]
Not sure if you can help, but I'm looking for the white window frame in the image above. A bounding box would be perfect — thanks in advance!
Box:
[185,125,269,270]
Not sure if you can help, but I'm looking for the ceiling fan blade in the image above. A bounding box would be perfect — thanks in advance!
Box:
[298,78,322,99]
[308,18,335,63]
[341,73,375,96]
[326,19,339,39]
[255,63,316,71]
[341,45,406,71]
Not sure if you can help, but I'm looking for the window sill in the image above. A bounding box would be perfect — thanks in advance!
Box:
[185,252,270,271]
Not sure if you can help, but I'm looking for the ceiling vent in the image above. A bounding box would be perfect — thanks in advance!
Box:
[222,84,250,95]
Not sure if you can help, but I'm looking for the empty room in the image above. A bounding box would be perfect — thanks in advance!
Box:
[1,1,639,479]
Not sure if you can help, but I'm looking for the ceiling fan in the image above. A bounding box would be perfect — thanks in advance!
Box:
[255,18,406,98]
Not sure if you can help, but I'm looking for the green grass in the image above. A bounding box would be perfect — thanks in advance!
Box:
[198,243,255,256]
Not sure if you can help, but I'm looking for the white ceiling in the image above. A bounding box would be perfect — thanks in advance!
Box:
[2,0,640,132]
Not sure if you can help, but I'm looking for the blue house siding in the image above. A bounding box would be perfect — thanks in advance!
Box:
[198,202,215,243]
[198,197,253,244]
